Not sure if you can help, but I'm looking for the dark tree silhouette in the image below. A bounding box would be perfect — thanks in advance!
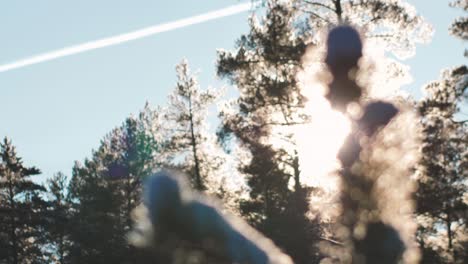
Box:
[217,1,322,262]
[67,110,161,264]
[0,137,47,264]
[44,172,71,264]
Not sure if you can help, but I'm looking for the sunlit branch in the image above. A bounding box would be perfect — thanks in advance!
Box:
[369,15,383,23]
[297,8,333,24]
[367,33,395,39]
[265,121,307,126]
[303,1,336,12]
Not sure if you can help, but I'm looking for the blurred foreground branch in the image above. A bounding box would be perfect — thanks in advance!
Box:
[129,171,293,264]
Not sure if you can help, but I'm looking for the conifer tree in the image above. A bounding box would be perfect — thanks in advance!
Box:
[109,114,161,229]
[163,60,224,192]
[67,159,125,264]
[318,25,421,264]
[217,1,321,262]
[298,0,431,53]
[67,109,162,264]
[218,1,431,262]
[414,2,467,262]
[416,65,468,263]
[0,137,47,264]
[296,0,432,96]
[45,172,71,264]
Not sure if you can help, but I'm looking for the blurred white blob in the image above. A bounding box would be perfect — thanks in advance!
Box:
[293,46,351,190]
[295,88,350,189]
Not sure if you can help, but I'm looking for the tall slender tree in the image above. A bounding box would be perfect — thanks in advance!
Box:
[45,172,71,264]
[415,2,467,262]
[217,1,322,262]
[0,137,47,264]
[109,114,161,230]
[416,65,468,263]
[218,0,431,262]
[163,60,224,192]
[67,158,126,264]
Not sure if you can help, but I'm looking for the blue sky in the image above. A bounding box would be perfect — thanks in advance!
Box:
[0,0,466,182]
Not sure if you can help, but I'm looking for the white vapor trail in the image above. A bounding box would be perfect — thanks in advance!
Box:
[0,2,258,73]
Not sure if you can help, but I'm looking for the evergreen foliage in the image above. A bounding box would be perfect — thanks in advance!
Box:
[0,138,47,264]
[163,60,224,192]
[66,111,161,263]
[217,1,322,262]
[44,172,71,264]
[414,2,468,261]
[416,65,468,263]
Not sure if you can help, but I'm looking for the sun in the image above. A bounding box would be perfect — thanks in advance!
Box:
[268,82,350,191]
[294,84,350,190]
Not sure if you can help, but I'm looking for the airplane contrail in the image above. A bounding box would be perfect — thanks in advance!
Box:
[0,2,258,73]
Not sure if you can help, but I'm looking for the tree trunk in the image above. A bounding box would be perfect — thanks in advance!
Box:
[293,150,301,194]
[126,174,133,229]
[334,0,343,23]
[59,234,65,264]
[8,177,19,264]
[188,92,204,190]
[446,212,454,261]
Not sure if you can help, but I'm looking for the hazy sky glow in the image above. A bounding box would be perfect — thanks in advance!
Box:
[0,0,466,182]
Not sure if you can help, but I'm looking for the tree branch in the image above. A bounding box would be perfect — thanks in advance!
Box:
[453,119,468,124]
[304,1,336,12]
[298,8,333,24]
[320,236,344,246]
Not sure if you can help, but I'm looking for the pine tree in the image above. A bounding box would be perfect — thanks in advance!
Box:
[163,60,224,192]
[217,1,432,262]
[0,137,47,264]
[414,2,468,261]
[67,109,162,264]
[109,115,160,230]
[45,172,71,264]
[296,0,432,97]
[318,25,422,264]
[217,1,321,262]
[416,65,468,263]
[298,0,431,53]
[67,158,126,264]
